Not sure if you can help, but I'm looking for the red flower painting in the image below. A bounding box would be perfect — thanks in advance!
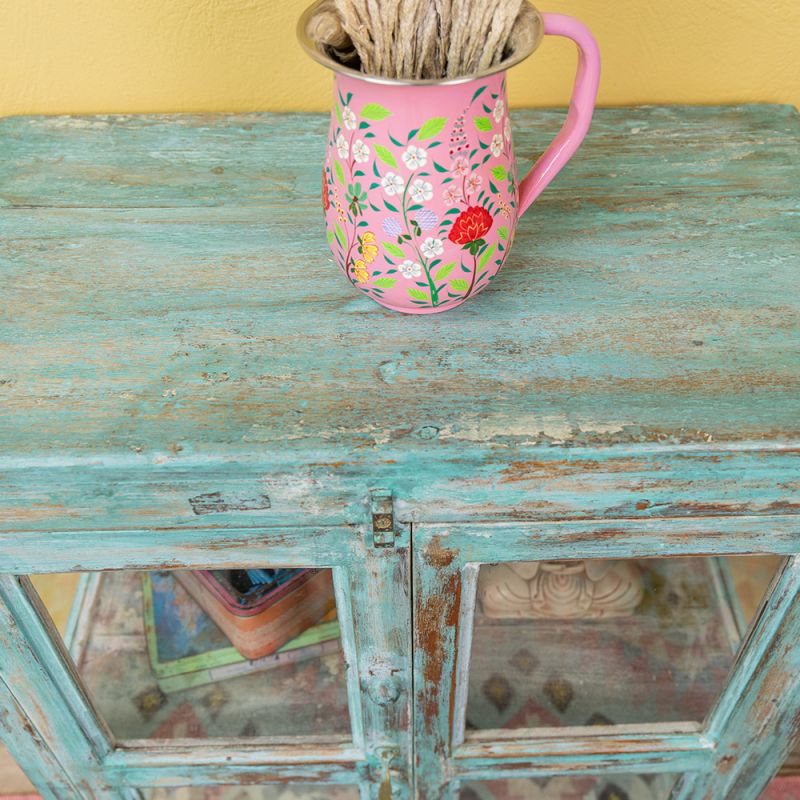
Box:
[322,170,331,212]
[448,205,493,246]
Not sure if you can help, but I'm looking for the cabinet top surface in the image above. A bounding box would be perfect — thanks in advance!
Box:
[1,105,799,467]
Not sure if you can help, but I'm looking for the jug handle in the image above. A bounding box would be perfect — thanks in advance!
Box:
[517,13,601,216]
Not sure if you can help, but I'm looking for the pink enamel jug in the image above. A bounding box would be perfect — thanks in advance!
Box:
[299,3,600,314]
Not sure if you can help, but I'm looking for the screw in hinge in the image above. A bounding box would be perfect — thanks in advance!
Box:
[370,489,395,548]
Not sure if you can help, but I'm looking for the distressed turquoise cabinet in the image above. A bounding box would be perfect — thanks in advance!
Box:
[0,105,798,800]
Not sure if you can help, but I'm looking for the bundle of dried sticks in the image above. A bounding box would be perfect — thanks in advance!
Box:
[306,0,541,80]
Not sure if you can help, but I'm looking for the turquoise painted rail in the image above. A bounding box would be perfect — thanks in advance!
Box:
[0,105,798,799]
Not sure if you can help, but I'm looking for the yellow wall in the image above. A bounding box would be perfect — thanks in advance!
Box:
[1,0,798,118]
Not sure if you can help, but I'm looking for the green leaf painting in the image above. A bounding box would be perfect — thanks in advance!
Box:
[334,223,347,249]
[407,288,429,301]
[450,279,469,292]
[478,244,496,270]
[435,262,456,280]
[383,242,406,259]
[373,278,398,289]
[360,103,392,121]
[374,145,398,168]
[471,85,488,104]
[498,226,509,241]
[491,165,508,181]
[474,117,493,132]
[417,117,448,141]
[334,160,345,185]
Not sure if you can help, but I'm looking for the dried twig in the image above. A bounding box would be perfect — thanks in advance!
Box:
[307,0,539,80]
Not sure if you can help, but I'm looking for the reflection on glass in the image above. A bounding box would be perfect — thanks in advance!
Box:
[460,773,678,800]
[467,556,783,730]
[29,573,80,635]
[723,555,783,627]
[35,568,351,741]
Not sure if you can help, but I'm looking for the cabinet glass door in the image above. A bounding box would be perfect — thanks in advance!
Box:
[0,519,412,799]
[412,521,800,800]
[467,555,776,731]
[35,567,352,741]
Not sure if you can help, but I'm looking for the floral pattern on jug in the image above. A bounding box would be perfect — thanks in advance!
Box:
[306,9,601,313]
[323,77,518,312]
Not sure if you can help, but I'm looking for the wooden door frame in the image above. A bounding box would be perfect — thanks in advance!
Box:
[3,510,799,799]
[0,496,413,799]
[412,516,800,799]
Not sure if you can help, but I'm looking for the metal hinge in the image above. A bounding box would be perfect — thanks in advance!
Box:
[370,490,395,548]
[372,745,403,800]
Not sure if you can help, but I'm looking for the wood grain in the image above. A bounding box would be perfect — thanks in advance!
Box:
[0,105,799,798]
[1,106,799,535]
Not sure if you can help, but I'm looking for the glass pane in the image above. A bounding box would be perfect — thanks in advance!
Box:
[468,555,783,730]
[145,787,359,799]
[722,555,784,626]
[460,773,679,799]
[34,568,352,740]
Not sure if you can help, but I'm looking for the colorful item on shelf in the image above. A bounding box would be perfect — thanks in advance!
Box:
[243,568,297,592]
[174,569,337,660]
[69,571,351,740]
[142,571,340,693]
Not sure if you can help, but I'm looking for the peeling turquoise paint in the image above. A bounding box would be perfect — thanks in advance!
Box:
[0,105,798,798]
